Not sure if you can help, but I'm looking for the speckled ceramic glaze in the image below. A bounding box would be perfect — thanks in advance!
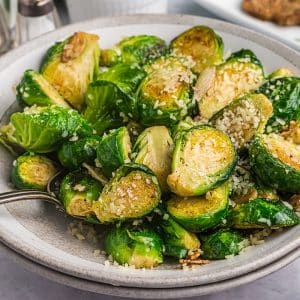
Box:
[0,14,299,292]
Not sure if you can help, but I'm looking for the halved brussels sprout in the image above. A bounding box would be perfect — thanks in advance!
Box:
[59,170,103,218]
[93,163,161,223]
[280,121,300,145]
[198,49,264,119]
[167,126,236,196]
[1,105,93,153]
[230,198,299,229]
[250,134,300,193]
[16,70,70,108]
[41,32,100,109]
[100,35,167,66]
[268,68,294,80]
[201,229,247,260]
[96,127,131,177]
[104,224,164,268]
[211,93,273,149]
[57,136,101,170]
[257,76,300,133]
[170,25,224,74]
[167,182,230,232]
[83,63,146,134]
[133,126,174,192]
[136,57,195,126]
[11,153,57,191]
[154,215,200,259]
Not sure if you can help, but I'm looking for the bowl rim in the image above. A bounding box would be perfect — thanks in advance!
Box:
[0,13,299,290]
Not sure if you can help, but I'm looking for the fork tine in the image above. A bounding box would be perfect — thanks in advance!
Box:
[0,190,52,199]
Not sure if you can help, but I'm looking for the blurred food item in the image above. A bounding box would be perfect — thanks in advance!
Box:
[242,0,300,26]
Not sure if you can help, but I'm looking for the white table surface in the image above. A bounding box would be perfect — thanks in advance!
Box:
[1,0,299,299]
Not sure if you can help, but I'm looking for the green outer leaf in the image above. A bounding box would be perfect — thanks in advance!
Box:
[97,127,131,177]
[249,135,300,193]
[201,229,246,260]
[230,198,300,229]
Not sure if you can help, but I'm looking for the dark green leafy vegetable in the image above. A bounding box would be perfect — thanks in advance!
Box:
[1,105,93,153]
[249,134,300,193]
[11,152,58,191]
[100,35,167,66]
[137,57,195,126]
[59,170,103,218]
[170,25,224,74]
[105,224,164,268]
[167,126,236,196]
[167,182,230,232]
[257,77,300,133]
[96,127,131,178]
[230,198,300,228]
[201,229,247,260]
[93,163,160,223]
[41,32,100,110]
[198,49,264,119]
[57,136,101,170]
[16,69,70,108]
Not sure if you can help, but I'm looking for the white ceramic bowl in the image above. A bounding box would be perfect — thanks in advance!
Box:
[0,14,299,293]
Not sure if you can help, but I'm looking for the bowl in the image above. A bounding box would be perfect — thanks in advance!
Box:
[0,14,299,294]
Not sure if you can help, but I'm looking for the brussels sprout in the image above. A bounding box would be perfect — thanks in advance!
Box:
[105,224,164,268]
[133,126,174,192]
[100,35,167,67]
[57,136,101,170]
[96,127,131,177]
[11,153,57,191]
[1,105,93,153]
[249,134,300,193]
[41,32,100,109]
[167,126,236,196]
[93,163,161,223]
[280,121,300,145]
[230,198,300,229]
[155,214,200,259]
[170,25,224,74]
[268,68,294,80]
[257,77,300,133]
[136,57,195,126]
[167,182,230,232]
[59,170,103,217]
[198,49,264,119]
[83,63,146,134]
[16,69,70,108]
[211,93,273,149]
[201,229,247,260]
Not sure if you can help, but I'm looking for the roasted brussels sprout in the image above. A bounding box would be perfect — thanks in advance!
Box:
[211,93,273,149]
[11,153,57,191]
[137,57,195,126]
[1,105,93,153]
[105,224,164,268]
[57,136,101,170]
[100,35,167,67]
[59,171,103,217]
[250,134,300,193]
[257,76,300,133]
[83,63,146,134]
[170,25,223,74]
[96,127,131,177]
[155,214,200,259]
[16,70,70,108]
[41,32,100,109]
[268,68,294,80]
[230,198,299,229]
[201,229,247,260]
[133,126,174,192]
[198,49,264,119]
[167,182,230,232]
[93,163,161,223]
[167,126,236,196]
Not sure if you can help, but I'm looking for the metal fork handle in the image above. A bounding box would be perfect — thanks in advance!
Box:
[0,190,62,207]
